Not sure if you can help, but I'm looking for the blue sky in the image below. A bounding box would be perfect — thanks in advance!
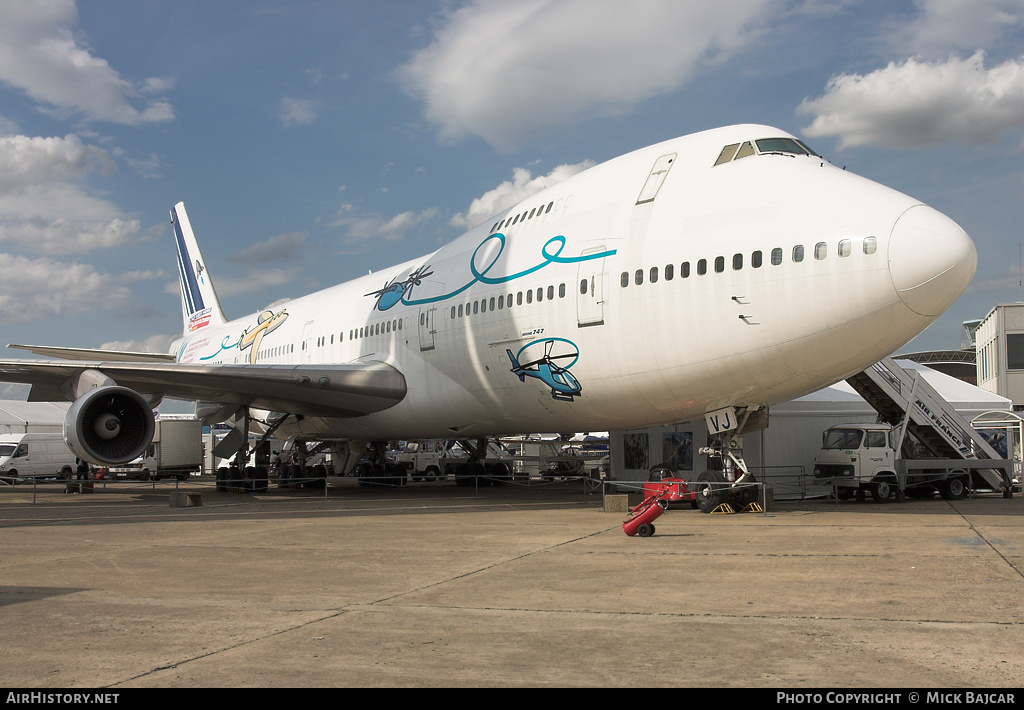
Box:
[1,0,1023,384]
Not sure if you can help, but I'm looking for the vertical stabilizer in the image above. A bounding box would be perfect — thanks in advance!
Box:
[171,202,227,335]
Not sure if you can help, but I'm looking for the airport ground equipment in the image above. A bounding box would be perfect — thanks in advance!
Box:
[642,465,697,509]
[821,357,1014,500]
[623,492,669,537]
[0,433,78,481]
[107,419,202,481]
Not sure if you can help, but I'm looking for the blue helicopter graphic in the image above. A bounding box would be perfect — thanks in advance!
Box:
[366,264,434,311]
[506,338,582,402]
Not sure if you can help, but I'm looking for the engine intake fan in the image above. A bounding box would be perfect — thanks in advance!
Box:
[64,386,155,465]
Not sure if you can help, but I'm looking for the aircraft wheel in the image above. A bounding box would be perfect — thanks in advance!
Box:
[695,470,725,513]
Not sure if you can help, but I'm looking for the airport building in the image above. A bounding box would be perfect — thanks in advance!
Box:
[976,303,1024,409]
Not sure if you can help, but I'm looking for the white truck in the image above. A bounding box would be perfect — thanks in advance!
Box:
[106,419,202,481]
[395,440,444,481]
[0,433,78,481]
[813,423,980,502]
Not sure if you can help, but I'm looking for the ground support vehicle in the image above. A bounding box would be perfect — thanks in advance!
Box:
[839,357,1014,500]
[394,440,444,481]
[0,433,77,482]
[813,423,1014,502]
[642,465,698,509]
[107,419,202,481]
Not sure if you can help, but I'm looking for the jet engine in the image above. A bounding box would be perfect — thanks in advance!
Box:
[63,386,155,465]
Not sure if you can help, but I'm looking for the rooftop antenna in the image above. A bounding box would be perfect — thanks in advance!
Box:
[1019,243,1022,303]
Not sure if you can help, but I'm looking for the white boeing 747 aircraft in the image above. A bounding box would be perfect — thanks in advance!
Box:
[0,125,975,509]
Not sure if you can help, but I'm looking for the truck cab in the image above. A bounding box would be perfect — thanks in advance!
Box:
[814,424,899,502]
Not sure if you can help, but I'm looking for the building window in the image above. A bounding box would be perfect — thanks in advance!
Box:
[1007,334,1024,370]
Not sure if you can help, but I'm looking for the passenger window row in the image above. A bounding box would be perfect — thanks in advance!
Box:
[349,318,404,342]
[448,283,567,320]
[620,237,877,287]
[255,343,296,361]
[491,200,556,234]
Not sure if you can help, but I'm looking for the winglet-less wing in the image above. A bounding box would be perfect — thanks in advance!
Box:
[0,360,407,418]
[7,344,177,363]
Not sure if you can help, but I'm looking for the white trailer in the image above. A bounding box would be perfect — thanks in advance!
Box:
[107,419,202,481]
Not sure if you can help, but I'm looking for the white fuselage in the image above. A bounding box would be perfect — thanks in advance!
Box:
[171,125,975,442]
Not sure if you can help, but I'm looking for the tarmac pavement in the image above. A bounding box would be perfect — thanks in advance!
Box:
[1,477,1021,688]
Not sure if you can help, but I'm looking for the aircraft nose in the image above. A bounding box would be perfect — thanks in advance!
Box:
[888,204,976,317]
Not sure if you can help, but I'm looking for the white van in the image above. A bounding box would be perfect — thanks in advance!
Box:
[0,433,79,481]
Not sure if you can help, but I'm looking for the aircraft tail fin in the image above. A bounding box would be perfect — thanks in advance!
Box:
[171,202,227,335]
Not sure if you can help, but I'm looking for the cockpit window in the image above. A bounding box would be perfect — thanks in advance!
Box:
[755,137,810,155]
[714,136,822,165]
[714,143,740,166]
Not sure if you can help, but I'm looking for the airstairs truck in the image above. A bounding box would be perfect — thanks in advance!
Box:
[814,358,1013,501]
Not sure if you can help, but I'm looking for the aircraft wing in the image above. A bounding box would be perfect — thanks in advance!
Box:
[0,359,407,417]
[8,344,177,363]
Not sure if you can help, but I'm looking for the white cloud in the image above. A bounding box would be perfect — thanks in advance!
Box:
[328,204,438,248]
[891,0,1024,57]
[0,133,141,253]
[0,182,140,254]
[450,161,594,229]
[228,231,308,263]
[398,0,772,150]
[798,51,1024,149]
[100,334,178,354]
[211,267,305,299]
[0,253,131,323]
[0,0,174,125]
[279,97,318,127]
[0,133,113,191]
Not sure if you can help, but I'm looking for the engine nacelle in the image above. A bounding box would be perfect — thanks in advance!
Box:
[63,386,155,465]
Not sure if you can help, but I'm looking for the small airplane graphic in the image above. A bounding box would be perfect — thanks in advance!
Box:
[507,339,582,402]
[367,264,434,311]
[238,309,289,364]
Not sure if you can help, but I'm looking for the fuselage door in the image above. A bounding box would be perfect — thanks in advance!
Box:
[301,320,314,363]
[419,306,436,351]
[577,246,607,327]
[635,153,676,205]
